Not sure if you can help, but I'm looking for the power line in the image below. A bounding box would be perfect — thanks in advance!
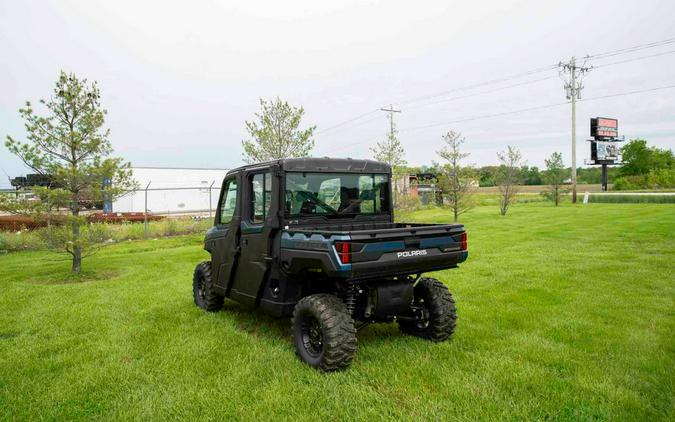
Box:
[330,134,381,153]
[319,114,385,135]
[318,37,675,140]
[332,105,401,155]
[315,109,380,135]
[390,40,674,112]
[318,45,675,136]
[328,84,675,156]
[592,49,675,69]
[398,83,675,134]
[401,102,569,133]
[586,37,675,60]
[320,76,558,136]
[331,83,675,155]
[580,83,675,102]
[318,69,561,136]
[404,75,558,111]
[393,64,559,107]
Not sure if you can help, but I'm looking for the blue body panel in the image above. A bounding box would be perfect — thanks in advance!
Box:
[281,231,352,272]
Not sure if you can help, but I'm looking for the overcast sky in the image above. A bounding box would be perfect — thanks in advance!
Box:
[1,0,674,184]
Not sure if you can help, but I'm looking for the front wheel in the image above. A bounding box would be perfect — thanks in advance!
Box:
[193,261,223,312]
[292,294,357,371]
[399,277,457,342]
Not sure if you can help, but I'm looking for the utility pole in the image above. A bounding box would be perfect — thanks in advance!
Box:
[559,57,591,203]
[380,104,401,140]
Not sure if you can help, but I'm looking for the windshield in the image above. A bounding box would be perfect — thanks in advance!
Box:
[285,172,390,217]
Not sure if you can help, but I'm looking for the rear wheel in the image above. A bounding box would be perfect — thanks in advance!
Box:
[193,261,223,312]
[399,277,457,342]
[292,294,357,371]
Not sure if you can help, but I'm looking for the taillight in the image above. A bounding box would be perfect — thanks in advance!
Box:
[335,241,351,264]
[460,232,467,251]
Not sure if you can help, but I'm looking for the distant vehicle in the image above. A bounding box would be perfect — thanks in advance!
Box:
[193,158,468,371]
[9,174,102,209]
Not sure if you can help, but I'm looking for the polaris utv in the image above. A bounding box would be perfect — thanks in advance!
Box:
[193,158,468,371]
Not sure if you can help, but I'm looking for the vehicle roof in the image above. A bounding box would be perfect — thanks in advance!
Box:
[227,157,391,175]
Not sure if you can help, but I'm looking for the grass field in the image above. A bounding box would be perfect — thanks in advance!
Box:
[1,203,673,420]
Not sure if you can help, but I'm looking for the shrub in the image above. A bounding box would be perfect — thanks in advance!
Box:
[646,168,675,189]
[0,228,48,252]
[165,218,180,236]
[614,175,647,190]
[396,193,422,212]
[614,169,675,190]
[0,217,213,253]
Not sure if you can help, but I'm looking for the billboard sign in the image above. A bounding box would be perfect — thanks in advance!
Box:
[591,117,618,139]
[591,141,620,162]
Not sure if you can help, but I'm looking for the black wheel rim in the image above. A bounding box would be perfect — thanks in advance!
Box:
[300,316,323,358]
[414,297,430,329]
[197,275,206,302]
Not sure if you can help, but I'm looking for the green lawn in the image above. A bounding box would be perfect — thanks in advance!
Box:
[1,203,673,420]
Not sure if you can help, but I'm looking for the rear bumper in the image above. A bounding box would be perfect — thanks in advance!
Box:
[280,247,467,280]
[350,249,468,279]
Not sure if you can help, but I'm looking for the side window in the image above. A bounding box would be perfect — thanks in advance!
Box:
[219,178,238,225]
[250,172,272,223]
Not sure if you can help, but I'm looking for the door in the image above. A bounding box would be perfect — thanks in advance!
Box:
[210,176,240,294]
[229,171,274,307]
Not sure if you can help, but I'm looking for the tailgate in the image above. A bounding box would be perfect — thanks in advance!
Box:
[344,223,468,278]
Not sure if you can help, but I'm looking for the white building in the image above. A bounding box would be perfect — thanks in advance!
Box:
[113,167,229,214]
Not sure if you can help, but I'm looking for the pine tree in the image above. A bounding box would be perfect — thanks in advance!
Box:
[3,71,136,273]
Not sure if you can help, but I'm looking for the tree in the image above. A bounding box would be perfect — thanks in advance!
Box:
[370,131,407,168]
[620,139,673,176]
[621,139,652,176]
[436,131,476,222]
[521,166,542,185]
[371,131,406,168]
[242,97,316,163]
[477,166,499,187]
[577,166,616,184]
[541,152,567,206]
[3,71,135,273]
[495,146,523,216]
[371,120,407,206]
